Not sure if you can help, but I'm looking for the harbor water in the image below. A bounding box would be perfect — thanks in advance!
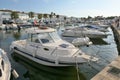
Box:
[0,25,118,80]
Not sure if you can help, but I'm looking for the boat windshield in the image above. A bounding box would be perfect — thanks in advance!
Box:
[38,33,54,44]
[28,31,61,44]
[49,31,61,41]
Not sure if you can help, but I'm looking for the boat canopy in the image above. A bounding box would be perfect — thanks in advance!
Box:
[26,27,61,44]
[25,27,55,34]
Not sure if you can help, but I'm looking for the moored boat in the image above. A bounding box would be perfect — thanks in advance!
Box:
[10,27,98,66]
[0,48,11,80]
[72,37,92,46]
[62,27,108,38]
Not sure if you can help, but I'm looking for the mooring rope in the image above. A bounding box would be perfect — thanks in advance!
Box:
[75,56,80,80]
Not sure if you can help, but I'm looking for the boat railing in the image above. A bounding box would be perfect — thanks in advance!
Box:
[50,46,80,56]
[50,47,58,55]
[72,49,80,57]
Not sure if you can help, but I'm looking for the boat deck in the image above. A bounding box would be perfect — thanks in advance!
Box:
[16,40,26,46]
[91,56,120,80]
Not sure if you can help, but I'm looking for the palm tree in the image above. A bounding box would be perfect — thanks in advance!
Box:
[11,11,19,20]
[49,14,52,22]
[38,14,43,19]
[56,15,59,22]
[43,14,48,23]
[56,15,60,26]
[51,12,54,16]
[63,16,67,24]
[87,16,92,21]
[53,13,56,16]
[53,12,56,18]
[28,12,34,18]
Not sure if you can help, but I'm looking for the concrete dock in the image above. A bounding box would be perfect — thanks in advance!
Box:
[91,56,120,80]
[111,22,120,55]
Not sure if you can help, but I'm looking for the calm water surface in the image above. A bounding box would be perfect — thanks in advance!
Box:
[0,25,118,80]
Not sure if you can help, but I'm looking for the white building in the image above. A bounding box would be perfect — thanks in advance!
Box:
[0,10,11,20]
[0,10,30,20]
[18,12,29,20]
[0,9,80,24]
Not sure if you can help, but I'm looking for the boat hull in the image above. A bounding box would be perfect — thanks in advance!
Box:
[12,48,79,67]
[0,49,11,80]
[62,31,107,38]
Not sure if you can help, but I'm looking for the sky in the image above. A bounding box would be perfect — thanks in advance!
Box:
[0,0,120,17]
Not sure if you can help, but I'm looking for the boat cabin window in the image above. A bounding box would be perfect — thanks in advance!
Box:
[35,39,40,43]
[49,32,61,41]
[0,69,2,77]
[1,60,4,71]
[28,34,40,43]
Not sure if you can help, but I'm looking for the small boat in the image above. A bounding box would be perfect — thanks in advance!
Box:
[81,25,109,32]
[0,24,6,30]
[72,37,92,46]
[90,21,110,29]
[0,48,11,80]
[10,27,98,66]
[62,27,108,38]
[97,24,109,29]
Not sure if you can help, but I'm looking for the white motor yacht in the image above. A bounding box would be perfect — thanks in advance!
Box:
[10,27,98,66]
[0,48,11,80]
[72,37,92,46]
[96,23,110,29]
[62,27,108,38]
[81,25,109,32]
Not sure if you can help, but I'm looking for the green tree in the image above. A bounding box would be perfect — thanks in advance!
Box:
[43,14,48,19]
[64,16,66,21]
[28,12,34,18]
[49,14,52,21]
[38,14,43,19]
[64,16,67,24]
[49,14,52,18]
[56,15,59,21]
[11,11,19,19]
[106,16,115,20]
[81,17,87,23]
[50,12,56,17]
[87,16,92,20]
[56,15,59,19]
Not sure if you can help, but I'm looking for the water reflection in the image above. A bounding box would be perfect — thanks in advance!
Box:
[11,53,86,80]
[13,31,21,40]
